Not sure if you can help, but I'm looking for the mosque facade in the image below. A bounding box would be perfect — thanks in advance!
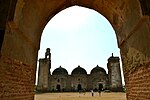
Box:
[37,48,123,92]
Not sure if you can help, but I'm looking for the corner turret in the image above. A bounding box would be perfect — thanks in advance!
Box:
[37,48,51,92]
[107,53,123,91]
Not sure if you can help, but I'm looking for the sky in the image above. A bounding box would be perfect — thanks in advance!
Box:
[36,6,124,84]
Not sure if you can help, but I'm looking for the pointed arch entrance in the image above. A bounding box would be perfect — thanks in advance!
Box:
[56,84,61,92]
[0,0,150,99]
[77,84,82,91]
[99,84,103,91]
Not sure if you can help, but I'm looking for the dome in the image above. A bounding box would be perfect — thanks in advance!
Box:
[52,66,68,75]
[71,65,87,75]
[90,65,106,74]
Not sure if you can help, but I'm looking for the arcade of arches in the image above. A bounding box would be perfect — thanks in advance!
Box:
[0,0,150,100]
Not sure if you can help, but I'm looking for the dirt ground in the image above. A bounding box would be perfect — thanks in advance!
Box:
[34,92,126,100]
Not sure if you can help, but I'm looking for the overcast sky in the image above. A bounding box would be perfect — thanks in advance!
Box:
[36,6,124,84]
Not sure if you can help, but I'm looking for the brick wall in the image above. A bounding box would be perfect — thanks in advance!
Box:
[125,63,150,100]
[0,56,35,100]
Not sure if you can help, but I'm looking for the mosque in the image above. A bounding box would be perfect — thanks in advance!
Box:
[37,48,123,92]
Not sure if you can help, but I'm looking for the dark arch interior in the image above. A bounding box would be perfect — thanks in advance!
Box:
[78,84,82,91]
[56,84,61,92]
[99,84,103,91]
[0,30,5,51]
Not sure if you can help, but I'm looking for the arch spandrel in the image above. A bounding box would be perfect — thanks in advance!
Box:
[13,0,131,50]
[10,0,146,66]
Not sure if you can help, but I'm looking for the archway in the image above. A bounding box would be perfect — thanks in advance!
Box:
[77,84,82,91]
[38,5,121,75]
[0,0,150,99]
[99,84,103,91]
[56,84,61,92]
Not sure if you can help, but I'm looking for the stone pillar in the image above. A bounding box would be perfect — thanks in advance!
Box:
[120,16,150,99]
[0,22,38,99]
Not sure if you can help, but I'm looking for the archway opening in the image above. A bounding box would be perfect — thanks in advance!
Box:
[37,5,124,76]
[56,84,61,92]
[36,5,125,97]
[99,84,103,91]
[77,84,82,91]
[1,0,150,99]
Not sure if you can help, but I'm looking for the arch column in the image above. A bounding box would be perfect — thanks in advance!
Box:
[0,21,38,99]
[120,16,150,99]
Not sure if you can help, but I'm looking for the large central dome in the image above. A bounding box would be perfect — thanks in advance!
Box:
[71,65,87,75]
[52,66,68,75]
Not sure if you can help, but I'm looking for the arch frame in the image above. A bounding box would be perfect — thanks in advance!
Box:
[0,0,150,99]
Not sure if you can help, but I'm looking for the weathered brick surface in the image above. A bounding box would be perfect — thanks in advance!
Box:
[125,63,150,100]
[0,56,35,100]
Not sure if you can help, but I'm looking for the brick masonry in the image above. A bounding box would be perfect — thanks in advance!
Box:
[0,56,35,100]
[125,63,150,100]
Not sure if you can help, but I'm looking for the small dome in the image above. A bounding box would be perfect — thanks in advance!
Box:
[90,65,106,74]
[71,65,87,75]
[52,66,68,75]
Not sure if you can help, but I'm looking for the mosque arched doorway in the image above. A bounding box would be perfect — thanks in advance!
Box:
[77,84,82,91]
[99,84,103,91]
[56,84,61,92]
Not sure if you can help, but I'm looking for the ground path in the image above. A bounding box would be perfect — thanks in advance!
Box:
[35,92,126,100]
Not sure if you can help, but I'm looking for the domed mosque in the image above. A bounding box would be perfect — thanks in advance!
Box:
[71,65,87,75]
[37,49,123,92]
[52,66,68,75]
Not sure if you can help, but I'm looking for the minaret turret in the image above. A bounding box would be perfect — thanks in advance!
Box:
[107,53,123,91]
[37,48,51,92]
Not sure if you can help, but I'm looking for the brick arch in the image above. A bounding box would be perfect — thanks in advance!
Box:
[0,0,150,100]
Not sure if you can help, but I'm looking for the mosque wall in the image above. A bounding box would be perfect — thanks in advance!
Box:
[37,50,123,92]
